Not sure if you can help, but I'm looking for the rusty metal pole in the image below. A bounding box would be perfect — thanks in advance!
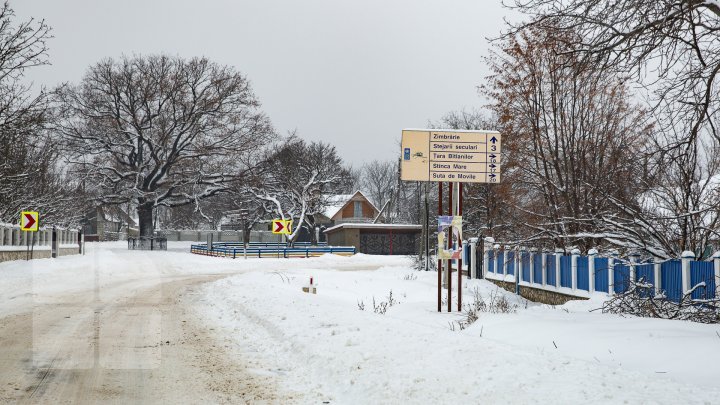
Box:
[437,182,443,312]
[448,182,453,312]
[458,182,463,311]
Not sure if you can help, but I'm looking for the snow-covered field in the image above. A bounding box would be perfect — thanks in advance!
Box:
[2,243,719,404]
[196,253,720,404]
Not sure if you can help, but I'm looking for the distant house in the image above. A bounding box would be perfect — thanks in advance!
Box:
[316,191,382,226]
[82,206,137,241]
[318,191,423,255]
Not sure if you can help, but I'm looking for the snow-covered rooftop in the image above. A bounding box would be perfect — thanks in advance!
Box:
[322,194,354,219]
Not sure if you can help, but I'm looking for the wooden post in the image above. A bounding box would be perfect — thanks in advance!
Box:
[447,182,453,313]
[457,182,462,311]
[437,182,443,312]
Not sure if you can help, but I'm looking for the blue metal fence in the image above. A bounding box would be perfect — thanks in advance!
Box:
[594,258,609,292]
[482,247,718,303]
[506,251,515,276]
[576,256,589,291]
[560,255,572,288]
[546,254,556,286]
[613,263,631,294]
[190,242,355,258]
[533,253,543,283]
[660,260,682,302]
[521,252,531,282]
[690,261,716,300]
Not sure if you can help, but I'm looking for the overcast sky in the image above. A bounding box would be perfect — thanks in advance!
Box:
[15,0,514,166]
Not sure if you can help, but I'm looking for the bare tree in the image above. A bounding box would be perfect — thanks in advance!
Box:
[0,2,86,226]
[251,137,347,243]
[361,160,396,211]
[505,0,720,151]
[55,55,273,237]
[483,25,653,252]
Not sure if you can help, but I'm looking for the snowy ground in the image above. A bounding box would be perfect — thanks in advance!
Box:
[195,253,720,404]
[1,243,719,404]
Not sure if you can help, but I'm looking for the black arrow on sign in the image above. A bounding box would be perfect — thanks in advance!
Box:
[490,136,498,144]
[489,154,497,159]
[489,164,497,169]
[489,173,497,179]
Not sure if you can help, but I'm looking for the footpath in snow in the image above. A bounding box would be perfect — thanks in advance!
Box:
[195,253,720,405]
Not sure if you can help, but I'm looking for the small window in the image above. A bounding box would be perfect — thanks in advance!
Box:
[354,201,362,217]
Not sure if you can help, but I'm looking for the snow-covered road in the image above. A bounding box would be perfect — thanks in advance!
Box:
[1,242,718,404]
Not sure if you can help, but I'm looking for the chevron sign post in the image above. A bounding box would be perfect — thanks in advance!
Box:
[271,219,292,235]
[20,211,39,232]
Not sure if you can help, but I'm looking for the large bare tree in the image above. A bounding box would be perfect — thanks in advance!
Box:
[55,55,273,237]
[483,25,653,252]
[505,0,720,151]
[0,1,86,226]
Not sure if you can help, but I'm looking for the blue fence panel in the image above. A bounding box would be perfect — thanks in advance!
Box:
[635,263,655,285]
[613,263,631,293]
[560,256,572,288]
[487,250,495,273]
[690,261,716,299]
[506,251,515,276]
[661,260,682,302]
[576,256,589,291]
[533,254,543,284]
[546,255,556,286]
[635,263,656,297]
[594,258,609,293]
[496,251,504,275]
[521,252,531,282]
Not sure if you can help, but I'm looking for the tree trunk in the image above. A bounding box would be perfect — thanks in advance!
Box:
[243,224,251,245]
[137,204,154,237]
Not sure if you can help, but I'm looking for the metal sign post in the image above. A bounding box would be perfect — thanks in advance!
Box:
[400,129,501,313]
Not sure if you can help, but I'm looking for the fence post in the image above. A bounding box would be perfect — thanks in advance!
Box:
[554,248,563,289]
[713,251,720,298]
[515,246,521,294]
[608,250,617,295]
[654,259,662,295]
[484,237,494,279]
[571,248,580,291]
[469,238,478,279]
[541,250,547,286]
[529,248,536,284]
[500,245,506,276]
[588,248,597,293]
[629,252,640,283]
[681,251,695,295]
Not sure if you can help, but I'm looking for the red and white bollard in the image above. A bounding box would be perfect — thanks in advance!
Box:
[303,276,317,294]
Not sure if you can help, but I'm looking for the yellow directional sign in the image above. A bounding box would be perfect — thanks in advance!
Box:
[20,211,39,232]
[400,129,501,183]
[271,219,292,235]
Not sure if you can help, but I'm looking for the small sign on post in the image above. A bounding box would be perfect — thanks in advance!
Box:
[20,211,39,232]
[272,219,292,235]
[20,211,39,260]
